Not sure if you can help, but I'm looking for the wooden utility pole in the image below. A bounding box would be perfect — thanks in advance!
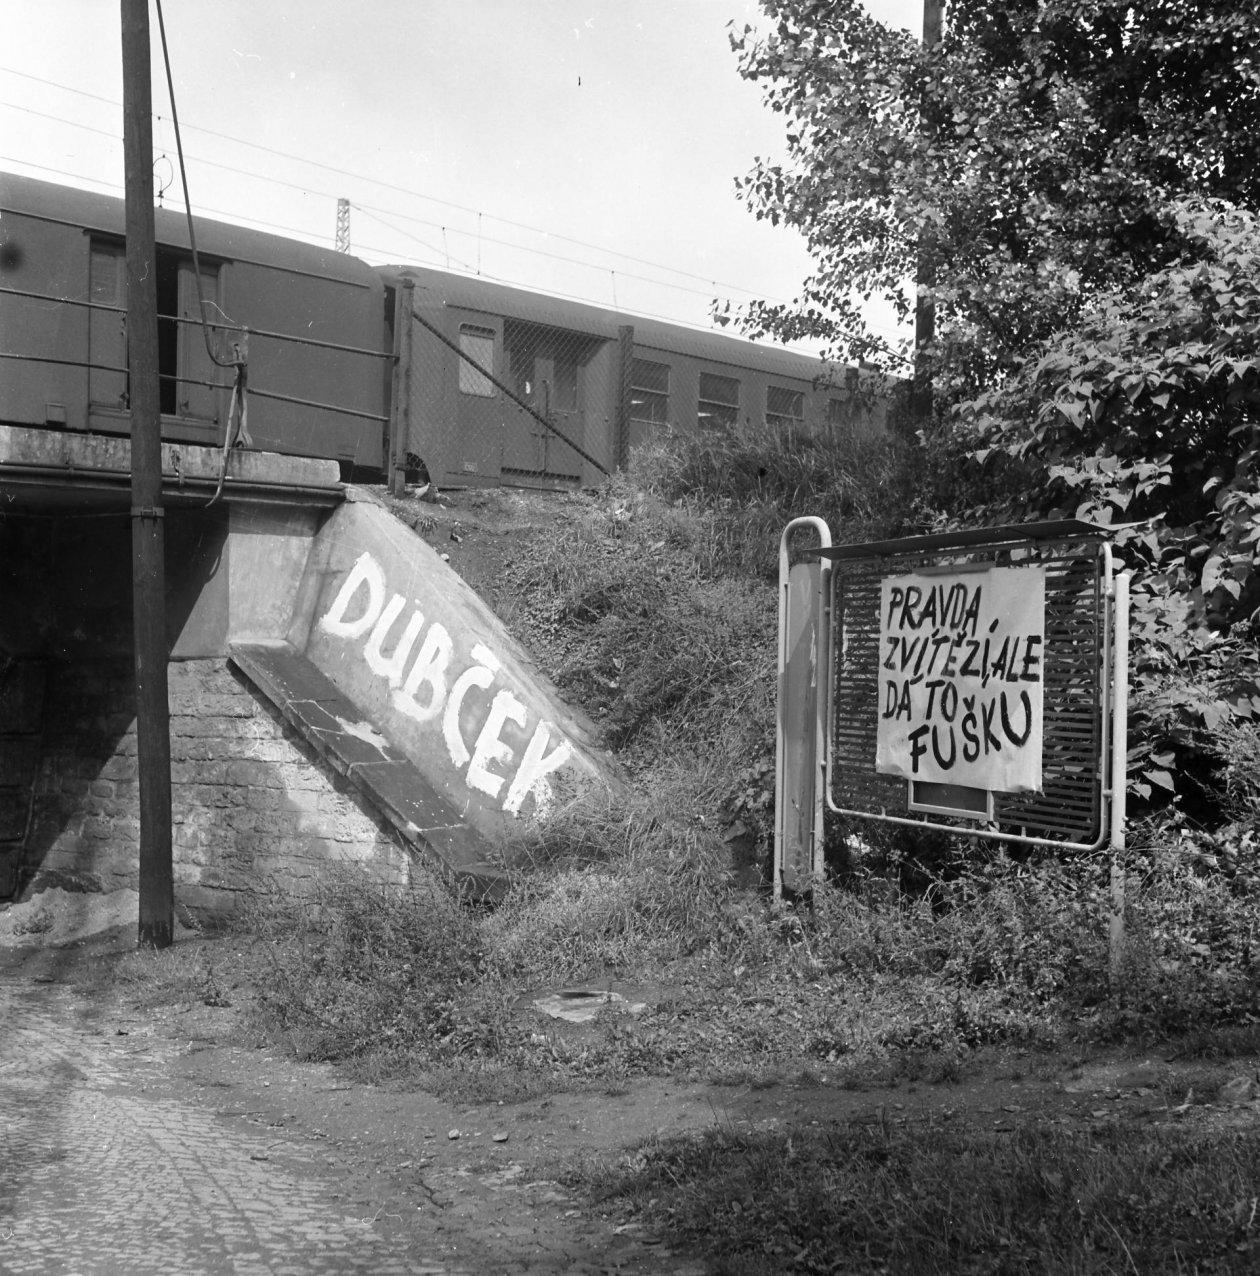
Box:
[914,0,945,425]
[122,0,174,948]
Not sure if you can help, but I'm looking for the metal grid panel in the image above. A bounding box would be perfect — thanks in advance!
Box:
[829,530,1106,845]
[404,299,618,490]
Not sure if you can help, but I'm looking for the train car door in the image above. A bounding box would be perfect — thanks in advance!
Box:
[87,242,223,442]
[170,261,222,428]
[447,314,505,485]
[502,322,587,487]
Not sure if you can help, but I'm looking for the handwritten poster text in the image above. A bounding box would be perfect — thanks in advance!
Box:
[875,567,1045,793]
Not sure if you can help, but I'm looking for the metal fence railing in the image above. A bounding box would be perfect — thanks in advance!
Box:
[1,283,393,472]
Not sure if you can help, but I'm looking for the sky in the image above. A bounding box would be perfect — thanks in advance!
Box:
[1,1,923,355]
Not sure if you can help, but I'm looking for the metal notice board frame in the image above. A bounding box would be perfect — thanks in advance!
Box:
[775,519,1130,897]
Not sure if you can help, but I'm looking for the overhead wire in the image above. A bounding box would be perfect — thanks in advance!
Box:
[0,146,909,356]
[0,69,911,348]
[0,65,836,313]
[152,0,248,506]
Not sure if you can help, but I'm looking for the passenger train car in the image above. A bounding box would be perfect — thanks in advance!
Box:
[0,171,886,489]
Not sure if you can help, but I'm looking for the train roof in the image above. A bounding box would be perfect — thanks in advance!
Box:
[0,170,379,291]
[2,171,881,391]
[384,262,855,387]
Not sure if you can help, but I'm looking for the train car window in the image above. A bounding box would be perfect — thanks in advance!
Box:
[458,324,496,397]
[826,366,862,437]
[90,244,125,306]
[698,371,739,428]
[766,385,805,430]
[88,243,129,411]
[554,349,579,412]
[630,359,669,425]
[507,330,536,399]
[827,396,849,438]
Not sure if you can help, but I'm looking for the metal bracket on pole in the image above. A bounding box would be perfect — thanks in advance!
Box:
[774,517,831,899]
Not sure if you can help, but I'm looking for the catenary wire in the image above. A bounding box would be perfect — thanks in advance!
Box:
[0,65,906,318]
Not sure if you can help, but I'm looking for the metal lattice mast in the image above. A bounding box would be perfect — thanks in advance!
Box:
[335,198,350,253]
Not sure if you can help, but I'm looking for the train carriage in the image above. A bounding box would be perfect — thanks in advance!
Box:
[388,263,886,491]
[0,171,390,478]
[1,172,888,491]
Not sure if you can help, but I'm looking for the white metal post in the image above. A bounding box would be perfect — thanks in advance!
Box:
[1108,570,1130,984]
[775,518,831,898]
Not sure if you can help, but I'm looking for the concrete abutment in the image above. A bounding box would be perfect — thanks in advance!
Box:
[0,429,619,923]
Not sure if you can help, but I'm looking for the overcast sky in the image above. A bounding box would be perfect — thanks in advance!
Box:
[1,1,922,352]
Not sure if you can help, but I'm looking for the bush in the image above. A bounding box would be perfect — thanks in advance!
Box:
[629,417,920,571]
[243,869,491,1062]
[491,790,740,981]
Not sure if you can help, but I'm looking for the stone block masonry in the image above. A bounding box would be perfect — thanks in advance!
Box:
[22,657,411,922]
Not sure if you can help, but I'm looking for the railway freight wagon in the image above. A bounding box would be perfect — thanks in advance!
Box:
[0,171,391,479]
[1,172,885,491]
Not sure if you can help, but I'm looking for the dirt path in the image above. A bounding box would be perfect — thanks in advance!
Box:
[0,931,713,1275]
[4,922,1260,1275]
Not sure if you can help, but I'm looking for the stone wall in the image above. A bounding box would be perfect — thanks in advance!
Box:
[23,657,410,922]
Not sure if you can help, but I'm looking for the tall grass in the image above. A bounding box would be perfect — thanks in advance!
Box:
[585,1119,1260,1274]
[133,420,1258,1083]
[628,417,921,576]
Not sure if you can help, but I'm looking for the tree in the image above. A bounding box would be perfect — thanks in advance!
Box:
[732,1,1260,811]
[959,198,1260,799]
[730,1,1260,397]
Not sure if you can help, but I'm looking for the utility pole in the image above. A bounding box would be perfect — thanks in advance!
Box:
[914,0,945,425]
[121,0,174,948]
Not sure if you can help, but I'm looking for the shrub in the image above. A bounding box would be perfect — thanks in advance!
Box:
[491,791,738,982]
[242,868,490,1062]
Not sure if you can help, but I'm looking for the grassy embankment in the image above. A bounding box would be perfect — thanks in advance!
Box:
[130,420,1260,1273]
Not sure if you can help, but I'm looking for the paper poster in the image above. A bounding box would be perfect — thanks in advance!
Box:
[875,566,1045,793]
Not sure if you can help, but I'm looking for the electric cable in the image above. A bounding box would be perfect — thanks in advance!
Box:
[0,66,819,306]
[152,0,248,507]
[0,84,912,344]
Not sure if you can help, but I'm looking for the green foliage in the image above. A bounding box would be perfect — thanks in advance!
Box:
[962,201,1260,621]
[1096,827,1260,1038]
[734,2,1260,817]
[490,791,739,981]
[731,0,1260,386]
[957,199,1260,805]
[628,415,918,557]
[242,871,498,1063]
[586,1120,1260,1274]
[503,497,775,756]
[203,429,1259,1094]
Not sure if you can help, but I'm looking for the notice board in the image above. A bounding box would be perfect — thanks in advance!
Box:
[875,566,1045,793]
[825,523,1109,846]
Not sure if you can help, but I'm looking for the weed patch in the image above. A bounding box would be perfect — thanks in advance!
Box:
[583,1119,1260,1274]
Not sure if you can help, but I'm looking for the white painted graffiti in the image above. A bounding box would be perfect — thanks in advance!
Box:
[319,551,573,815]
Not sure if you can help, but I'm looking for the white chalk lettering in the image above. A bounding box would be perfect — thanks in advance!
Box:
[392,621,453,723]
[503,721,573,817]
[364,596,425,685]
[443,643,501,767]
[319,552,582,816]
[467,689,528,799]
[319,552,385,639]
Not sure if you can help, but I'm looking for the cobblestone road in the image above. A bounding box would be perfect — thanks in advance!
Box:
[0,976,463,1276]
